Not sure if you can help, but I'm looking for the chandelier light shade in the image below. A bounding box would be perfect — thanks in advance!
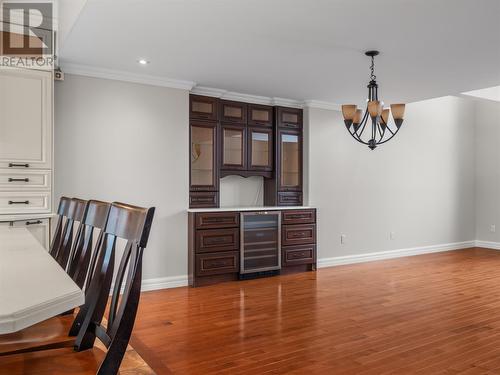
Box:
[341,51,406,150]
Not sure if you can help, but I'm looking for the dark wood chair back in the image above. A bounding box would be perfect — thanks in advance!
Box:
[53,198,88,270]
[71,202,155,375]
[49,196,72,258]
[67,200,111,290]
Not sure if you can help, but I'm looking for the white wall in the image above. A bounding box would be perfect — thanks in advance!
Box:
[55,75,483,284]
[306,96,476,260]
[475,100,500,243]
[55,74,189,281]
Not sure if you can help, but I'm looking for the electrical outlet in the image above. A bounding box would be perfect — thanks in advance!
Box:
[490,224,496,233]
[340,234,347,245]
[390,231,395,240]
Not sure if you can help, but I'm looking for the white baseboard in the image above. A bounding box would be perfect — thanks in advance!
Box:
[317,241,475,268]
[138,240,491,292]
[140,275,188,292]
[475,240,500,250]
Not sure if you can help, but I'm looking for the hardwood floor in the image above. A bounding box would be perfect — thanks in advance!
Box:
[131,248,500,374]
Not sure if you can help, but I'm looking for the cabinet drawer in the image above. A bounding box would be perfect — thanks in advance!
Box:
[196,228,239,253]
[282,209,315,225]
[189,192,219,209]
[282,244,316,267]
[190,95,218,121]
[195,212,239,229]
[0,192,51,214]
[11,218,50,250]
[0,169,51,191]
[282,224,316,246]
[195,251,239,276]
[220,100,247,124]
[277,192,303,206]
[277,107,303,129]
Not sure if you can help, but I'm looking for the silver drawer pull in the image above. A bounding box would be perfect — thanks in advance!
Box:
[8,200,29,205]
[8,178,29,182]
[8,163,29,168]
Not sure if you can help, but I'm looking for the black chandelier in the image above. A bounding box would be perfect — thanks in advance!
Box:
[342,51,405,150]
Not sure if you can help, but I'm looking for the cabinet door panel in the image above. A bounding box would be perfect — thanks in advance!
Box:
[278,129,302,191]
[190,121,218,191]
[220,100,247,124]
[277,192,302,206]
[0,68,52,169]
[221,124,246,170]
[277,107,302,129]
[0,191,51,214]
[0,169,51,191]
[189,192,219,209]
[247,127,272,172]
[195,251,239,276]
[282,244,316,267]
[282,224,316,246]
[248,104,273,127]
[282,209,315,225]
[195,212,240,229]
[190,95,218,121]
[196,228,240,253]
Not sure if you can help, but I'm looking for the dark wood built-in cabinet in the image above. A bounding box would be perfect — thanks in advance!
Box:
[189,94,303,208]
[188,208,316,287]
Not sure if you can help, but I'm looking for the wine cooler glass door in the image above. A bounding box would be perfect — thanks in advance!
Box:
[240,211,281,274]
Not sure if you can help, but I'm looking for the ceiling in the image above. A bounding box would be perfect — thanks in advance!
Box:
[462,86,500,102]
[60,0,500,105]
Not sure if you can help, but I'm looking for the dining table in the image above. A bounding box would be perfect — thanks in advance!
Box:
[0,226,84,334]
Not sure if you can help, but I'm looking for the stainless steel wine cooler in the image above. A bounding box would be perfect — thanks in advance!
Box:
[240,211,281,274]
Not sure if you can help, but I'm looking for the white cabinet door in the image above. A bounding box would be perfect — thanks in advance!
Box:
[0,68,52,169]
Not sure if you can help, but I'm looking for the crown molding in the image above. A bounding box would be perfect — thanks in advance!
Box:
[191,85,303,108]
[61,62,196,90]
[58,64,342,109]
[303,100,341,111]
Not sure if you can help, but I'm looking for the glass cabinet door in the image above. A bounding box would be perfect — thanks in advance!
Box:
[190,123,217,190]
[221,124,246,170]
[279,129,301,190]
[248,127,272,171]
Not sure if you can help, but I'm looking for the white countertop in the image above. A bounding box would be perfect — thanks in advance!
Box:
[0,227,84,333]
[188,206,315,213]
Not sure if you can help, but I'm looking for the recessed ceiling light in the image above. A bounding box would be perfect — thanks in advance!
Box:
[138,59,149,65]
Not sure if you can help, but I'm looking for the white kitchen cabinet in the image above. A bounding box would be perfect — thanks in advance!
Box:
[0,68,52,169]
[0,67,54,243]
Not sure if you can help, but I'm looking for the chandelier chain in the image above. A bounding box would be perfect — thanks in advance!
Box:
[370,55,376,81]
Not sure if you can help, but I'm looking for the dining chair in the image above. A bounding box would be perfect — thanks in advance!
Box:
[67,200,111,289]
[0,202,155,375]
[49,196,72,258]
[53,197,88,271]
[0,200,111,356]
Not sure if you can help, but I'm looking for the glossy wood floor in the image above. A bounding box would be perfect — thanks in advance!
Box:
[131,248,500,374]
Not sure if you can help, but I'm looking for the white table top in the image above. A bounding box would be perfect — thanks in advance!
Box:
[0,227,84,334]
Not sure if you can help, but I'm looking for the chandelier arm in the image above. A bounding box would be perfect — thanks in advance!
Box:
[376,127,401,145]
[376,122,384,140]
[347,128,369,145]
[353,109,369,140]
[385,126,396,136]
